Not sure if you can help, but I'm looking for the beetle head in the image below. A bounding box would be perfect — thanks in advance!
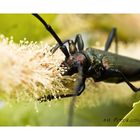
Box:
[59,40,87,76]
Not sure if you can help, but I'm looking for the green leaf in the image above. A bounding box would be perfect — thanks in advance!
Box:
[118,100,140,126]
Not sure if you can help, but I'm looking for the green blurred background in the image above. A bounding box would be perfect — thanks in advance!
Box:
[0,14,140,126]
[1,14,140,43]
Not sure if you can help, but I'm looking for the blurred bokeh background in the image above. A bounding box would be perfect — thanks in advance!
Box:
[0,14,140,126]
[1,14,140,43]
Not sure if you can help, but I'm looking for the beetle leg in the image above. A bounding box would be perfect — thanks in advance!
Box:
[37,81,85,102]
[67,65,86,126]
[37,76,86,102]
[50,40,70,58]
[107,69,140,92]
[104,27,118,54]
[37,66,86,102]
[74,34,84,51]
[51,39,70,53]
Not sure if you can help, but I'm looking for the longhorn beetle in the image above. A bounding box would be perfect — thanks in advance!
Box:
[33,14,140,102]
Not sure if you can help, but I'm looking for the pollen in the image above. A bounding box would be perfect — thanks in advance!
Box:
[0,35,69,102]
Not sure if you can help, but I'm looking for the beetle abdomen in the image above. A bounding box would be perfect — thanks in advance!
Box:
[85,47,140,82]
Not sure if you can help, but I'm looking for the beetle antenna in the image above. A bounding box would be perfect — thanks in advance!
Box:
[32,14,69,58]
[32,14,63,46]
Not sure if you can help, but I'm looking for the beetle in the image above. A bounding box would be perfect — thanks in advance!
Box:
[33,14,140,102]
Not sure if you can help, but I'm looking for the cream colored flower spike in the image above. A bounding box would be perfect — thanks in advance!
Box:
[0,35,69,101]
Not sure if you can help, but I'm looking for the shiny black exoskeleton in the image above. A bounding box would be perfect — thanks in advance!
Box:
[33,14,140,102]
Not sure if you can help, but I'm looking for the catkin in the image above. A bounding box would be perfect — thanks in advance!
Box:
[0,35,69,101]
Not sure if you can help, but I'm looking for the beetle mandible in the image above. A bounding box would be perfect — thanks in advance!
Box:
[33,14,140,102]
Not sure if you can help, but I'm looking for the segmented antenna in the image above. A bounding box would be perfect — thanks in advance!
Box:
[32,14,69,58]
[32,14,63,46]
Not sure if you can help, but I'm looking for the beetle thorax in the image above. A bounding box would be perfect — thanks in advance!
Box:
[67,53,86,65]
